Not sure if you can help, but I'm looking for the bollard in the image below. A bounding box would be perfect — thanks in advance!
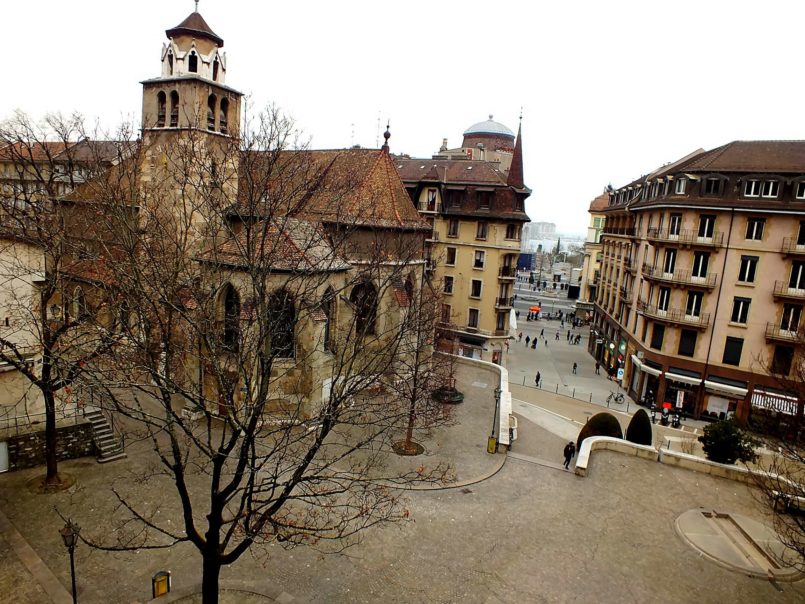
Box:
[523,376,526,386]
[572,388,575,398]
[589,393,593,403]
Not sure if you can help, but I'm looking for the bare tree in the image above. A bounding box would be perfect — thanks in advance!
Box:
[750,326,805,570]
[74,108,449,603]
[0,113,126,487]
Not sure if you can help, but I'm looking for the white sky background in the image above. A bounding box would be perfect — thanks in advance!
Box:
[2,0,804,234]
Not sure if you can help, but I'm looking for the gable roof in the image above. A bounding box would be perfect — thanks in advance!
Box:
[680,141,805,173]
[395,158,509,186]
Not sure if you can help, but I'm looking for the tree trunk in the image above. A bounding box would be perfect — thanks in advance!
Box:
[202,551,221,604]
[43,387,60,486]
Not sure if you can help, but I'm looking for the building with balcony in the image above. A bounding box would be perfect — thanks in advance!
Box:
[396,117,531,359]
[579,190,609,313]
[591,141,804,434]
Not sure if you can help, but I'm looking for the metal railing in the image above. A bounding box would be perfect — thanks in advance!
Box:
[781,237,805,255]
[646,228,724,247]
[641,264,718,288]
[0,407,84,437]
[499,266,517,278]
[773,280,805,299]
[765,322,799,342]
[637,301,711,328]
[495,296,515,308]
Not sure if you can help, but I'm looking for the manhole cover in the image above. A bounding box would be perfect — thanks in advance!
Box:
[675,509,802,581]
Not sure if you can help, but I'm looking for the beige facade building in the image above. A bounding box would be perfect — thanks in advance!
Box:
[578,191,608,314]
[593,141,804,435]
[396,118,531,360]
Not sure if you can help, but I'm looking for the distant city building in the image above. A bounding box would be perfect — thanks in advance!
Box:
[593,141,805,433]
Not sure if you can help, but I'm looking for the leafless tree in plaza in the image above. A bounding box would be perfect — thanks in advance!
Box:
[0,113,128,487]
[70,107,450,603]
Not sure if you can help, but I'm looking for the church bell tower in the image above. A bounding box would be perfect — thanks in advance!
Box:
[141,7,242,137]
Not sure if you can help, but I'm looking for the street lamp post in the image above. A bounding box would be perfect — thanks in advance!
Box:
[487,387,502,454]
[60,518,80,603]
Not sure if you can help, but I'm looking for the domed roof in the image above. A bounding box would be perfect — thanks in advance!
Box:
[463,115,514,139]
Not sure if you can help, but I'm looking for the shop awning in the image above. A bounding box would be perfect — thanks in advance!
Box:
[631,355,662,377]
[665,372,702,386]
[704,377,748,398]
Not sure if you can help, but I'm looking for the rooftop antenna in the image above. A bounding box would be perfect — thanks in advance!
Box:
[376,114,381,149]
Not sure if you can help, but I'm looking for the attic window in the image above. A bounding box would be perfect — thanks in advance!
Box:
[189,51,198,73]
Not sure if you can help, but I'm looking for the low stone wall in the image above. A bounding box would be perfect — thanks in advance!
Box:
[450,354,511,449]
[657,449,754,484]
[575,436,657,477]
[3,421,96,471]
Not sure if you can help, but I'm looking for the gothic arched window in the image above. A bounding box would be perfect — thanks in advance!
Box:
[219,98,229,134]
[207,94,216,131]
[268,290,295,358]
[169,91,179,127]
[167,51,174,75]
[221,284,240,351]
[350,280,377,336]
[212,57,219,81]
[188,51,198,73]
[156,91,166,127]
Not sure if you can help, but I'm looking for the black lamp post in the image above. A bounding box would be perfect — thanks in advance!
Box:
[60,518,80,603]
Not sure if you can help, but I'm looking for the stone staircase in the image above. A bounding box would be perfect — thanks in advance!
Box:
[83,406,126,463]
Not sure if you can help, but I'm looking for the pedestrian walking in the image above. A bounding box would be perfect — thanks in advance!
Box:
[540,328,544,339]
[595,361,600,375]
[567,329,571,341]
[575,334,581,345]
[518,331,523,342]
[555,331,560,340]
[531,338,537,349]
[505,341,510,353]
[563,441,576,469]
[525,335,531,347]
[535,371,541,387]
[572,362,578,374]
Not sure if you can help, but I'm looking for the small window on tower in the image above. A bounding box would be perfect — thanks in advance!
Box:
[207,95,216,130]
[213,58,220,81]
[168,51,174,75]
[188,51,198,73]
[169,91,179,127]
[219,98,229,134]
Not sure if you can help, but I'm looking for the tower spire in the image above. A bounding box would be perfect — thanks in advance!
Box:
[195,0,199,12]
[507,118,524,189]
[381,122,391,153]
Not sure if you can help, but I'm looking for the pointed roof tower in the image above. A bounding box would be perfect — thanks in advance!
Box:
[166,9,224,47]
[507,120,524,189]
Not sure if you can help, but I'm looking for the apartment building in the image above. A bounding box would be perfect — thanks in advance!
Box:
[579,190,608,308]
[396,118,531,359]
[592,141,804,435]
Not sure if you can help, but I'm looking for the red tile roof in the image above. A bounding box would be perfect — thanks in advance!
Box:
[395,159,508,186]
[588,192,609,212]
[166,11,224,47]
[681,141,805,173]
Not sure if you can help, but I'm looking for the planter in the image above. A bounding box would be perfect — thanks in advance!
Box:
[432,387,464,404]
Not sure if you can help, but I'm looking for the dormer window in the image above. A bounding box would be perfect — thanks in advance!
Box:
[796,182,805,200]
[663,181,670,196]
[703,177,724,196]
[675,178,687,195]
[761,180,779,198]
[188,51,198,73]
[744,179,760,197]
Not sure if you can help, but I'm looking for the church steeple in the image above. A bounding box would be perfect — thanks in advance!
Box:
[506,120,525,190]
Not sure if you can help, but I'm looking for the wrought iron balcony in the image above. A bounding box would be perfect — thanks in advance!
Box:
[495,296,515,309]
[773,281,805,300]
[637,300,710,329]
[641,264,718,288]
[765,322,800,342]
[781,237,805,257]
[646,228,724,248]
[498,266,517,279]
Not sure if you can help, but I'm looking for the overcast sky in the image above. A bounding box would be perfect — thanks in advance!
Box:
[3,1,804,233]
